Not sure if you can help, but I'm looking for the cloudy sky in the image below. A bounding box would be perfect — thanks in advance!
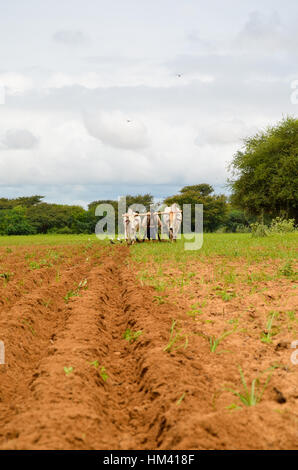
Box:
[0,0,297,207]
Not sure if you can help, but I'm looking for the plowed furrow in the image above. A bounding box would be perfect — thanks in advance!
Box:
[0,253,104,446]
[0,245,180,449]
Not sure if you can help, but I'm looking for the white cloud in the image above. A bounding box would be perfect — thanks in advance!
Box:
[195,119,257,145]
[0,128,38,149]
[52,30,88,46]
[0,1,297,203]
[45,72,102,89]
[0,73,33,95]
[44,63,214,90]
[234,10,297,54]
[83,111,150,150]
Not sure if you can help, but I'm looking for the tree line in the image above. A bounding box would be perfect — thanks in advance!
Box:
[0,188,246,235]
[0,116,296,235]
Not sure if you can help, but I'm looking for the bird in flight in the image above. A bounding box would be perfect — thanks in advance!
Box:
[176,73,182,78]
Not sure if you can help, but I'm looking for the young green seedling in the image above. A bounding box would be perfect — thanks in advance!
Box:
[0,272,13,282]
[186,303,204,320]
[209,328,235,353]
[78,279,88,289]
[100,366,108,382]
[261,311,278,344]
[226,366,273,407]
[226,403,242,411]
[279,261,295,278]
[64,366,74,376]
[89,361,108,381]
[64,279,88,302]
[153,295,168,305]
[64,289,79,303]
[163,320,189,353]
[90,360,99,368]
[176,392,186,406]
[123,329,142,343]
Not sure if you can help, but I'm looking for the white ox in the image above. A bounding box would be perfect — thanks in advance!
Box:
[124,209,141,243]
[162,203,182,241]
[141,211,162,240]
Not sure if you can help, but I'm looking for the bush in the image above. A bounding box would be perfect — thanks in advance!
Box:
[215,226,227,233]
[5,221,36,235]
[0,207,36,235]
[224,209,247,232]
[250,222,268,237]
[269,217,296,233]
[235,224,251,233]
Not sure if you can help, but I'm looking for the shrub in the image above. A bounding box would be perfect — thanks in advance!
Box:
[0,206,36,235]
[235,224,251,233]
[269,217,296,233]
[250,222,268,237]
[216,226,227,233]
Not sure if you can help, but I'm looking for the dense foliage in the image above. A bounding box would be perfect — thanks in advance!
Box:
[229,117,298,221]
[164,184,228,232]
[0,194,155,235]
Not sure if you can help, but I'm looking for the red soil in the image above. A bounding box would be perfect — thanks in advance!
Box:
[0,244,297,449]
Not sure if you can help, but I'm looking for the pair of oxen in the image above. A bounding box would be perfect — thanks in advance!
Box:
[123,203,182,244]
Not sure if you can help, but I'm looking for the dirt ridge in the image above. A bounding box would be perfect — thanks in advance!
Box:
[0,245,297,450]
[0,246,171,449]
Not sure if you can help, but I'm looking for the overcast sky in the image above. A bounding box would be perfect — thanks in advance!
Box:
[0,0,297,207]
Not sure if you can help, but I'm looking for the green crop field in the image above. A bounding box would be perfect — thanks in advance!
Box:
[0,230,297,450]
[131,232,298,262]
[0,232,297,260]
[0,233,108,246]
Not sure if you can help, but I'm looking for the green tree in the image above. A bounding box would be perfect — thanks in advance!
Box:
[88,194,154,234]
[180,184,213,197]
[14,195,44,208]
[0,195,43,210]
[223,207,255,232]
[164,184,228,232]
[0,206,36,235]
[27,203,86,233]
[125,194,153,210]
[70,209,98,234]
[228,117,298,221]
